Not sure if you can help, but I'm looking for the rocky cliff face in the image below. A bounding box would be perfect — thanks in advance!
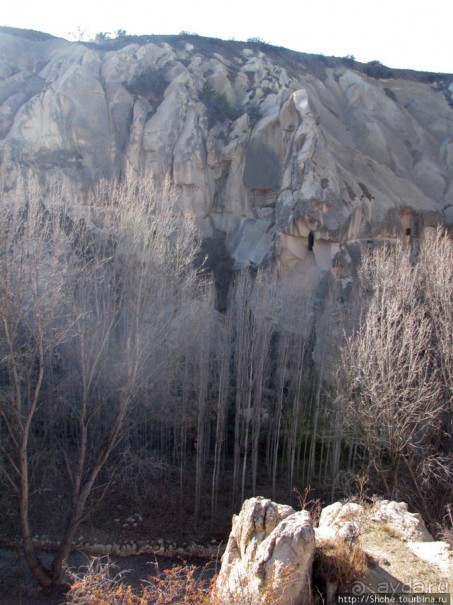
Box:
[1,27,452,277]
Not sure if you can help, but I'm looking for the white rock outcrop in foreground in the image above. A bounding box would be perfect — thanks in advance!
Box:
[316,501,364,542]
[316,499,433,543]
[216,496,315,605]
[370,500,433,542]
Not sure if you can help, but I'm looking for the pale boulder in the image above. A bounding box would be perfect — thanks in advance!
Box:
[316,502,363,542]
[370,500,432,542]
[216,497,315,605]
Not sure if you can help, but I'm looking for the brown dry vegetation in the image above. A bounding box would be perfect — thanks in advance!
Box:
[313,538,369,591]
[64,536,371,605]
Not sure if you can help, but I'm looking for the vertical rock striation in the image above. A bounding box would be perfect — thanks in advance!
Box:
[215,496,315,604]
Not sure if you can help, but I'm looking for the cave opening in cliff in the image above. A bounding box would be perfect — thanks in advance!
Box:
[405,228,411,236]
[308,232,314,251]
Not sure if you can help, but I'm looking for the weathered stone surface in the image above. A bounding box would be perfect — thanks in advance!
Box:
[0,28,452,272]
[316,500,433,544]
[316,502,364,542]
[370,500,433,542]
[406,541,451,576]
[216,496,315,604]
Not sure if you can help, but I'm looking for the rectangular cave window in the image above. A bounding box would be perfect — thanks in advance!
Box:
[308,232,314,251]
[405,228,411,236]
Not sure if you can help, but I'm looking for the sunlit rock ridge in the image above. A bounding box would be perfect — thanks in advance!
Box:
[1,27,452,276]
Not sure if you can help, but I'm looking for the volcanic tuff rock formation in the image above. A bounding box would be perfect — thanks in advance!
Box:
[1,27,452,277]
[216,497,315,605]
[215,498,451,604]
[316,500,434,543]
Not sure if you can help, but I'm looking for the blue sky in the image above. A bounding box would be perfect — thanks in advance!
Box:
[2,0,452,73]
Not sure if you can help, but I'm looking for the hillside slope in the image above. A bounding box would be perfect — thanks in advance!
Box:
[1,28,452,274]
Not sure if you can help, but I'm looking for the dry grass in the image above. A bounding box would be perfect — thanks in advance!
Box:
[66,557,213,604]
[314,537,369,591]
[66,557,146,604]
[65,556,288,605]
[378,523,403,540]
[437,504,453,548]
[439,526,453,548]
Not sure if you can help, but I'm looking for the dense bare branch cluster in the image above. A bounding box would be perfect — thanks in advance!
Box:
[333,231,452,518]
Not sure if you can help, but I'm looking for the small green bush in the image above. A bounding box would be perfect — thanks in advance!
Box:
[383,87,398,102]
[124,68,168,101]
[365,60,394,79]
[200,81,239,126]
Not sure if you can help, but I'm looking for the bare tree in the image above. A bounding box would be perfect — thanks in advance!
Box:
[248,273,277,496]
[192,287,216,525]
[210,307,232,519]
[0,175,203,592]
[0,180,79,589]
[229,270,253,508]
[335,235,451,517]
[227,270,278,505]
[418,227,453,400]
[410,227,452,513]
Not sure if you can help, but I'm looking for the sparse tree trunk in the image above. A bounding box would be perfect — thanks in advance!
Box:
[211,314,231,519]
[307,365,323,484]
[271,332,289,500]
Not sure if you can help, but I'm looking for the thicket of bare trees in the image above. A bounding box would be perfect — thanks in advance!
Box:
[331,231,452,521]
[0,173,451,593]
